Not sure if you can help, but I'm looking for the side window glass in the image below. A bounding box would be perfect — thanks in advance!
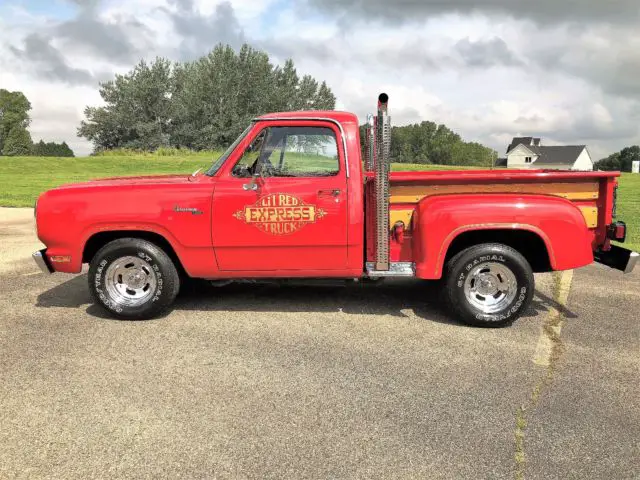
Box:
[275,127,339,177]
[232,126,340,178]
[232,130,267,178]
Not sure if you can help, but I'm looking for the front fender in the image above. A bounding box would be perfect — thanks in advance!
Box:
[412,194,594,279]
[36,183,215,276]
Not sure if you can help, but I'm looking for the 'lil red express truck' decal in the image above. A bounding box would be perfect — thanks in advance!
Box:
[233,193,326,235]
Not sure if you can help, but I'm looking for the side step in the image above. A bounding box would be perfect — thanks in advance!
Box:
[365,262,415,278]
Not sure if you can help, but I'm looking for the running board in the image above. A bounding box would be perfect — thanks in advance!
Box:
[365,262,415,278]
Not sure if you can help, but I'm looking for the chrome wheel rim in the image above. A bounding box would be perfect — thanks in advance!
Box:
[104,256,157,307]
[463,262,518,314]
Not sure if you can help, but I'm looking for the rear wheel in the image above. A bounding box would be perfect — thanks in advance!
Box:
[444,243,534,327]
[88,238,180,320]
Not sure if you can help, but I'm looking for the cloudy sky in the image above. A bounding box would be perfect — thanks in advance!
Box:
[1,0,639,157]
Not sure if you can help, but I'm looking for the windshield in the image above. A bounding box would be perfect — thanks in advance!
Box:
[205,123,254,176]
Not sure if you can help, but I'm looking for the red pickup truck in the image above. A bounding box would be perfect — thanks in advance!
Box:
[33,94,637,326]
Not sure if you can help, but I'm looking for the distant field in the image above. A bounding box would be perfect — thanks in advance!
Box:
[0,154,475,208]
[0,155,216,208]
[0,155,637,252]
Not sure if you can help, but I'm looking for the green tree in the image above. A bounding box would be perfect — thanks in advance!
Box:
[618,146,640,172]
[31,139,46,156]
[79,57,175,151]
[362,121,495,167]
[32,139,74,157]
[2,126,32,156]
[595,153,620,171]
[0,89,32,153]
[58,141,74,157]
[172,44,273,149]
[595,147,639,172]
[79,43,336,152]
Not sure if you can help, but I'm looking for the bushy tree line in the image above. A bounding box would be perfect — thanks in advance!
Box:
[78,43,336,152]
[595,146,640,172]
[360,121,497,167]
[31,140,74,157]
[0,89,74,157]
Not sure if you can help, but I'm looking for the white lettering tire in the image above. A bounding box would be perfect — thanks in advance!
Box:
[88,238,180,320]
[444,243,534,327]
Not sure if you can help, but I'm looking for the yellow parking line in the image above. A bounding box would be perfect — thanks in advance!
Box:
[532,269,574,367]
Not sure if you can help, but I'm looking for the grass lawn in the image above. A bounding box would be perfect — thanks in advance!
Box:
[614,173,640,252]
[0,155,215,208]
[0,155,638,251]
[0,154,474,207]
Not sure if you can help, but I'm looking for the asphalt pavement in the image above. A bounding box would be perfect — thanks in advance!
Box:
[0,208,638,479]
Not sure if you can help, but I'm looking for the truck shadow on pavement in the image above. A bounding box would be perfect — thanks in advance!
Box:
[35,274,577,325]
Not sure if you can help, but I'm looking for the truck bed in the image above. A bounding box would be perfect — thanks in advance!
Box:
[365,168,620,267]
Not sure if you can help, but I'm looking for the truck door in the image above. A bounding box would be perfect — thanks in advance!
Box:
[211,121,349,272]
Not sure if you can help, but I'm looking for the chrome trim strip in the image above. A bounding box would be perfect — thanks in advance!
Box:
[253,117,350,178]
[625,251,639,274]
[32,249,53,274]
[365,262,415,278]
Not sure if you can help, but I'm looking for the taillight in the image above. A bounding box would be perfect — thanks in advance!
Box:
[607,221,627,242]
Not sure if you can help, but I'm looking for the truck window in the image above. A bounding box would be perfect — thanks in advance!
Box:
[207,123,253,176]
[231,130,267,177]
[270,127,339,177]
[232,126,340,178]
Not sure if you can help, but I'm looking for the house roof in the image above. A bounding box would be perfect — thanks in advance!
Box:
[527,145,586,166]
[507,137,541,152]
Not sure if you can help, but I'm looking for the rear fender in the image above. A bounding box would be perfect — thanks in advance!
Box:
[412,194,593,279]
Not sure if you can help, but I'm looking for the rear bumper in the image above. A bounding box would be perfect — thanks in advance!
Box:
[32,249,54,274]
[594,245,639,274]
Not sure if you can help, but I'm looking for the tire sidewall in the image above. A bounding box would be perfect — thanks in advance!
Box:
[89,240,177,319]
[449,247,533,326]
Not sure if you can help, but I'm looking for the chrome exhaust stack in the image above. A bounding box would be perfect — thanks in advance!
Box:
[365,93,391,271]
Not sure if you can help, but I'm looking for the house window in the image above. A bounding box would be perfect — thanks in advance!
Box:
[525,156,532,163]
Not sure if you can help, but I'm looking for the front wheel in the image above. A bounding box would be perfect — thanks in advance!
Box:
[444,243,534,327]
[88,238,180,320]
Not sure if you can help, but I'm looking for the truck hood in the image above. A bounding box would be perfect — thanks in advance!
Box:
[52,174,200,190]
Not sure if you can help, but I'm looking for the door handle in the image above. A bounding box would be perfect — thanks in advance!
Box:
[318,189,341,197]
[243,173,261,191]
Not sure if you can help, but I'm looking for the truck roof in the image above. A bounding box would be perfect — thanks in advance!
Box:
[257,111,359,124]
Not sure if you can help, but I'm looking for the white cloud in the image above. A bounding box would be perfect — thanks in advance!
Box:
[1,0,639,159]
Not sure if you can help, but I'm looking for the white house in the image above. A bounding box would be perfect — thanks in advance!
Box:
[496,137,593,171]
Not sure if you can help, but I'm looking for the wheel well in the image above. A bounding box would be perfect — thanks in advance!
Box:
[82,231,185,274]
[444,229,552,273]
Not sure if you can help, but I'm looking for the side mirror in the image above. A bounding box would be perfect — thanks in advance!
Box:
[232,164,251,178]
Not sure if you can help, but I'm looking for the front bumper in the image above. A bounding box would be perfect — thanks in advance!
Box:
[594,245,639,274]
[33,249,54,274]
